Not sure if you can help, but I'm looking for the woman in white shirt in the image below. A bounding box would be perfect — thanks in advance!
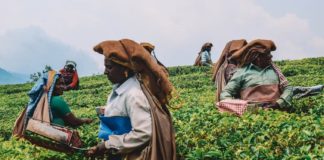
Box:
[87,39,176,160]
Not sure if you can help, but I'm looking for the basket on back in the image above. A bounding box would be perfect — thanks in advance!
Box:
[12,70,82,153]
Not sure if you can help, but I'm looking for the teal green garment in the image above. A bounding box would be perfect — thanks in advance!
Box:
[50,96,72,126]
[201,51,212,66]
[220,63,293,108]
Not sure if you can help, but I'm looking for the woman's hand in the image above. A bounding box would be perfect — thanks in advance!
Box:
[82,118,93,124]
[100,107,105,115]
[96,106,106,115]
[86,146,98,156]
[262,102,280,109]
[86,142,106,156]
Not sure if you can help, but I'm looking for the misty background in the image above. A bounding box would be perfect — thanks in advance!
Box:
[0,0,323,84]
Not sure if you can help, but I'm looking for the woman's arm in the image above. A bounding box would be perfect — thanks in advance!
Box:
[201,51,212,66]
[105,92,152,154]
[68,71,79,89]
[276,85,293,109]
[52,96,92,126]
[220,69,244,100]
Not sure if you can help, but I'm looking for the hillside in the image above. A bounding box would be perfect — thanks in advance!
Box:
[0,67,28,84]
[0,57,323,159]
[0,26,98,76]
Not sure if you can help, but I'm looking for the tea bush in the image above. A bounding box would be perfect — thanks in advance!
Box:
[0,57,323,159]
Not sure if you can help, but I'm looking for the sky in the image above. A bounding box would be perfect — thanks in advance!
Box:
[0,0,323,76]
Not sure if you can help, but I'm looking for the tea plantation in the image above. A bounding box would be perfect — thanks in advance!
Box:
[0,57,323,159]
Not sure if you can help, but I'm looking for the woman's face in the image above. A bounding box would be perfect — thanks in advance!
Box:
[104,58,129,84]
[253,53,273,69]
[65,65,74,72]
[206,46,212,52]
[54,77,64,95]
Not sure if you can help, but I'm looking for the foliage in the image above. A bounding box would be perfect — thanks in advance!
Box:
[0,57,323,159]
[29,65,53,82]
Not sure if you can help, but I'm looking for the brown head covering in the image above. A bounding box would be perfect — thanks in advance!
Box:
[212,39,247,102]
[140,42,155,53]
[229,39,288,91]
[201,42,213,52]
[140,42,169,74]
[94,39,172,106]
[212,39,247,81]
[230,39,276,67]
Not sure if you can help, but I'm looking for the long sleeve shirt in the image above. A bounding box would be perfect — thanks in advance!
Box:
[201,51,212,66]
[103,76,152,154]
[220,63,293,108]
[59,69,79,88]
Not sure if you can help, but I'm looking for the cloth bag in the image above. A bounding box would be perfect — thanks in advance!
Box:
[98,116,132,140]
[12,70,83,153]
[216,99,248,116]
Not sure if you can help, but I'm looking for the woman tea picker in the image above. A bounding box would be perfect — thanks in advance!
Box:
[213,39,323,104]
[220,39,293,110]
[218,39,323,112]
[194,42,213,66]
[50,73,93,126]
[12,70,92,152]
[87,39,176,160]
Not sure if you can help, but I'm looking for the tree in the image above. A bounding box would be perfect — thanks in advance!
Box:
[30,72,41,82]
[29,65,53,82]
[43,65,53,73]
